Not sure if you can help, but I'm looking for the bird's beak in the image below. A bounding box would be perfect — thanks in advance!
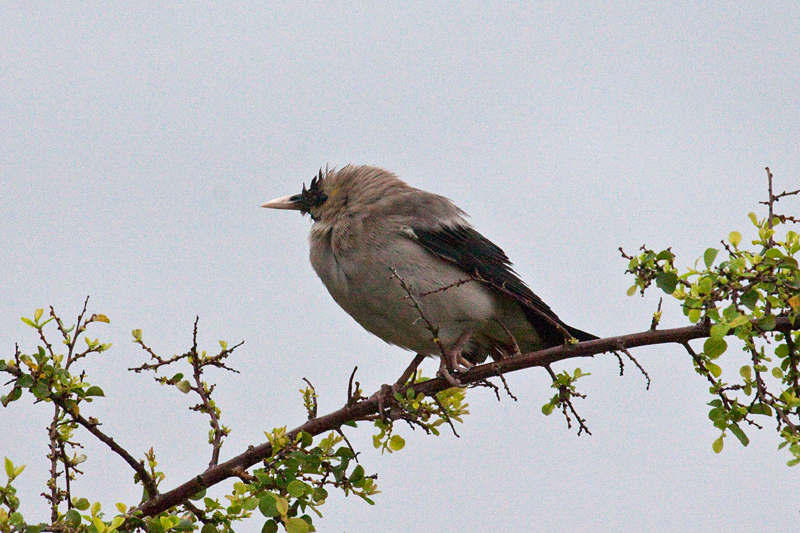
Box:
[261,194,304,210]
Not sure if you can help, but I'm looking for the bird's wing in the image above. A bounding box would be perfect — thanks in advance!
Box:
[411,223,597,344]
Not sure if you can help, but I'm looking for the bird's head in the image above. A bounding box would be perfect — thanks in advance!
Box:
[262,165,410,224]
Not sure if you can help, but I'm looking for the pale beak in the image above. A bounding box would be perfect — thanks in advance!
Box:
[261,194,305,210]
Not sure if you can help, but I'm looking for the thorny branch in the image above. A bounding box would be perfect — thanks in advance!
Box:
[133,317,798,517]
[128,317,243,469]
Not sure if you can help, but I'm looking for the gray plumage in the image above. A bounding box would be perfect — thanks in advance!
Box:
[263,165,595,376]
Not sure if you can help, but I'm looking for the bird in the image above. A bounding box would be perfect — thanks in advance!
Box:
[262,165,596,384]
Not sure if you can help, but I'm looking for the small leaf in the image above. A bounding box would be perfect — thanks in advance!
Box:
[748,212,759,226]
[729,315,750,329]
[626,285,637,297]
[712,436,724,453]
[242,497,259,511]
[176,380,192,394]
[389,435,406,451]
[788,295,800,313]
[703,337,728,359]
[758,315,776,331]
[772,367,784,379]
[260,521,278,533]
[85,386,105,397]
[741,290,759,310]
[542,402,554,416]
[709,323,730,339]
[729,231,741,247]
[131,329,143,342]
[5,457,15,479]
[349,464,365,483]
[287,480,307,498]
[34,308,43,321]
[656,272,678,294]
[274,496,289,517]
[729,424,749,447]
[73,497,90,511]
[706,362,722,378]
[93,516,107,533]
[21,317,37,328]
[739,366,752,380]
[65,509,82,527]
[258,494,279,518]
[284,517,310,533]
[94,314,110,323]
[703,248,719,268]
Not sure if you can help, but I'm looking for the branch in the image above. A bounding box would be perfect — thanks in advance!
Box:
[134,316,799,517]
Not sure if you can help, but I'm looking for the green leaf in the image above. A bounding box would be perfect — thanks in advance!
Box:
[748,212,759,226]
[656,250,674,261]
[202,523,219,533]
[709,322,730,339]
[312,487,328,503]
[258,494,280,518]
[274,496,289,517]
[388,435,406,451]
[703,248,719,268]
[284,517,310,533]
[739,366,752,380]
[132,329,143,342]
[34,308,44,321]
[729,315,750,329]
[176,380,192,394]
[73,497,90,511]
[85,386,105,397]
[542,402,554,416]
[21,317,37,328]
[626,285,638,297]
[729,231,741,247]
[772,367,784,379]
[65,509,82,527]
[741,290,759,310]
[94,314,111,323]
[729,424,749,447]
[712,436,724,453]
[5,457,15,479]
[17,374,34,388]
[287,480,307,498]
[32,382,51,399]
[757,315,776,331]
[242,497,259,511]
[706,362,722,378]
[349,464,365,483]
[260,520,278,533]
[109,516,125,530]
[703,337,728,359]
[656,272,678,294]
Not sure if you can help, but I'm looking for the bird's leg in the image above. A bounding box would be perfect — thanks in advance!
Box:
[437,330,474,386]
[495,318,522,358]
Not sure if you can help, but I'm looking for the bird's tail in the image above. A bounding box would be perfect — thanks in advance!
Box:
[566,325,598,342]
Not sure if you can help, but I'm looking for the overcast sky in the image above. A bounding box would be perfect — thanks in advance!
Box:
[2,2,799,532]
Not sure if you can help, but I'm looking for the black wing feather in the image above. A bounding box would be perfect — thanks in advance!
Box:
[412,224,596,346]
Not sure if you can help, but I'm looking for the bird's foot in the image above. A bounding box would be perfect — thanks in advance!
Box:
[370,383,403,422]
[437,331,474,387]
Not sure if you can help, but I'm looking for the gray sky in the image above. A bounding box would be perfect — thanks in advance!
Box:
[2,2,799,531]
